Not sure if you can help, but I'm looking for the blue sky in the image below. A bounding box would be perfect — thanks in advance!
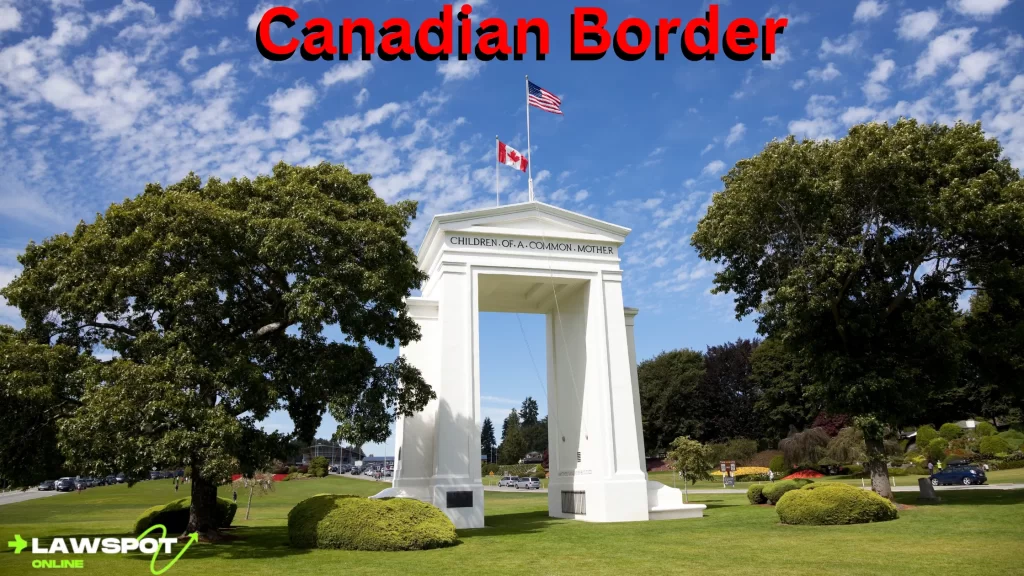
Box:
[1,0,1022,457]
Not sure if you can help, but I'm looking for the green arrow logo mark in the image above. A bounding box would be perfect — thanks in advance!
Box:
[136,525,197,576]
[7,534,27,554]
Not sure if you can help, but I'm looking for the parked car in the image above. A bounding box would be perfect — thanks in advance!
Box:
[38,480,55,491]
[115,473,127,483]
[498,476,519,488]
[104,475,116,485]
[930,465,987,486]
[74,479,88,491]
[55,478,75,492]
[350,467,362,475]
[515,477,541,490]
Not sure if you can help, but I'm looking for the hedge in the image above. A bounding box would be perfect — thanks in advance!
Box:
[768,455,787,474]
[746,484,767,505]
[979,436,1011,457]
[776,483,898,525]
[287,494,457,551]
[134,497,237,535]
[939,423,963,441]
[762,480,812,505]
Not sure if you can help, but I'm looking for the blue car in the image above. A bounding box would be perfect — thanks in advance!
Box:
[929,465,987,486]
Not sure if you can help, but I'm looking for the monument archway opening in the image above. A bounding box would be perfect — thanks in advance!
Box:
[372,202,705,528]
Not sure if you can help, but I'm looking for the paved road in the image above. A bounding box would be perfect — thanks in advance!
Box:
[0,489,68,506]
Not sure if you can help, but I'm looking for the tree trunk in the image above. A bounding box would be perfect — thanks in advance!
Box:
[864,435,893,501]
[245,484,254,521]
[186,471,219,536]
[682,472,688,503]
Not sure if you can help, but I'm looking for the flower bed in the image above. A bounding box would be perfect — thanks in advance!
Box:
[784,469,824,480]
[711,466,769,477]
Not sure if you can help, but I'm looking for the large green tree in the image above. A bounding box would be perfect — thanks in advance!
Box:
[498,410,527,464]
[637,349,706,452]
[519,397,540,426]
[0,326,92,486]
[1,162,434,534]
[750,338,818,443]
[702,339,761,440]
[691,120,1024,498]
[480,417,496,462]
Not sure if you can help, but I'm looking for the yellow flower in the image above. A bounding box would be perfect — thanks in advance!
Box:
[711,466,769,476]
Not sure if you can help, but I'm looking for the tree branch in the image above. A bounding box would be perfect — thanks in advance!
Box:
[82,322,137,337]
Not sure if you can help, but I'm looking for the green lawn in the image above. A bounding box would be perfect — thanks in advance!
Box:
[2,476,1023,576]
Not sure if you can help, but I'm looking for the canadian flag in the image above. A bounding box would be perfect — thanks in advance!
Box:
[498,141,528,172]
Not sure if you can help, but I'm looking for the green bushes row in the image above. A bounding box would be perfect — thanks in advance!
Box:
[134,497,237,535]
[287,494,457,551]
[746,485,767,505]
[776,483,898,525]
[308,456,330,478]
[762,479,813,505]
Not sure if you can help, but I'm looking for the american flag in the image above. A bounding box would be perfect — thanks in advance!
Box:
[528,81,562,115]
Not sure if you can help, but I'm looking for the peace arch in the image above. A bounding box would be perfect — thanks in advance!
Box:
[373,202,705,528]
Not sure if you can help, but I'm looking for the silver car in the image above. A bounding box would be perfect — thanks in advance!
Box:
[515,477,541,490]
[497,476,518,487]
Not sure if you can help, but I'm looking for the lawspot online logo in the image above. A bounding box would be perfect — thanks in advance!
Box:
[7,525,196,575]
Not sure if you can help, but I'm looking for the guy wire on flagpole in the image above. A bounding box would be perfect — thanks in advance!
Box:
[495,135,499,207]
[525,74,534,202]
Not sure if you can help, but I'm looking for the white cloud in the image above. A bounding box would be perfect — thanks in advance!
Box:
[178,46,199,71]
[267,83,317,139]
[574,190,589,202]
[171,0,201,21]
[915,28,976,80]
[788,95,840,141]
[0,3,22,35]
[354,87,369,107]
[700,143,714,155]
[247,3,273,31]
[762,44,791,69]
[949,0,1012,17]
[854,0,888,21]
[808,62,842,82]
[947,50,1000,86]
[702,160,726,176]
[841,106,878,125]
[323,103,404,138]
[863,55,896,102]
[898,10,941,40]
[791,79,807,90]
[725,123,746,147]
[820,34,862,58]
[322,60,373,86]
[191,62,234,92]
[438,59,484,82]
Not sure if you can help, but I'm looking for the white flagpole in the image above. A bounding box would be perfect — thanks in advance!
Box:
[525,75,534,202]
[495,135,499,207]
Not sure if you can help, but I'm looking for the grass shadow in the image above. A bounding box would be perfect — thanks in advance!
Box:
[119,526,314,562]
[459,511,560,539]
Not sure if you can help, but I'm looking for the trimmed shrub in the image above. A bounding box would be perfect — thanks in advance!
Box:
[777,483,898,525]
[846,464,864,475]
[134,497,237,535]
[746,484,767,505]
[905,466,930,476]
[768,455,787,475]
[999,431,1024,451]
[763,480,810,504]
[915,425,938,447]
[926,438,948,462]
[288,494,457,551]
[975,421,997,437]
[979,435,1011,457]
[939,423,963,441]
[309,456,329,478]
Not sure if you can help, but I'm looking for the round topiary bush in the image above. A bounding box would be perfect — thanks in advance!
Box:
[939,423,963,441]
[288,494,458,551]
[134,497,237,535]
[776,483,898,525]
[979,435,1011,457]
[762,479,811,504]
[768,455,787,474]
[747,484,767,505]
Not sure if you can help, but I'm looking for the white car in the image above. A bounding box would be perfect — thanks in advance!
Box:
[515,477,541,490]
[497,476,518,487]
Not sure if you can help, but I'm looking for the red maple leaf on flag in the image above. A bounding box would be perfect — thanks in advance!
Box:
[507,149,519,163]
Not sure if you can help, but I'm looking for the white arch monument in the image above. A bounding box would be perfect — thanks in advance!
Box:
[373,202,705,528]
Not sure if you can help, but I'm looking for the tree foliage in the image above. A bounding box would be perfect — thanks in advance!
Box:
[519,397,540,426]
[638,349,706,452]
[498,410,527,465]
[667,436,714,502]
[779,428,830,468]
[480,417,496,461]
[691,120,1024,498]
[0,162,433,531]
[751,338,818,443]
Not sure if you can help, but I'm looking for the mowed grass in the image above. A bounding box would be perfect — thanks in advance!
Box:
[2,476,1023,576]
